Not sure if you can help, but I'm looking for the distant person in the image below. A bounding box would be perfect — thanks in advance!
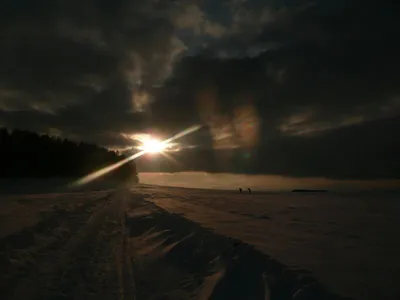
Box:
[239,188,243,193]
[248,188,252,194]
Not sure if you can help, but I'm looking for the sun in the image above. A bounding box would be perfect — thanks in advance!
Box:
[138,138,167,153]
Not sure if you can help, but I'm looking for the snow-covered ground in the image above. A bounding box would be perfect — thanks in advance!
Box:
[1,176,399,300]
[138,172,400,192]
[137,184,400,300]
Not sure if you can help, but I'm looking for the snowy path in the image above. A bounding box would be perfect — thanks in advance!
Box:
[0,185,354,300]
[0,188,134,300]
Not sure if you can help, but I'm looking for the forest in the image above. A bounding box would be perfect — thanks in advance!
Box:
[0,128,138,182]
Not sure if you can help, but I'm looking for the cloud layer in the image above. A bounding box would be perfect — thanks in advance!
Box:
[1,0,399,178]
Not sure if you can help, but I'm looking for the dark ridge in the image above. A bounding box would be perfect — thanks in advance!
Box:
[0,128,138,182]
[292,189,328,193]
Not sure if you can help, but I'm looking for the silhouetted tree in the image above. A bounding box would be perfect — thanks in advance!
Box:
[0,128,138,182]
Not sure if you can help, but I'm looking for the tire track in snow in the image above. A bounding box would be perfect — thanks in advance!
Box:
[3,188,132,300]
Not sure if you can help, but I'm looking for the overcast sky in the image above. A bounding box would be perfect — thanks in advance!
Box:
[1,0,399,179]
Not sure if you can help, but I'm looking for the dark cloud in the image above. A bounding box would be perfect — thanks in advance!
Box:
[145,0,400,178]
[0,0,186,139]
[166,0,399,118]
[1,0,399,179]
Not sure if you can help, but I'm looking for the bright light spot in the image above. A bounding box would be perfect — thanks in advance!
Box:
[138,138,167,153]
[71,125,202,186]
[131,134,171,154]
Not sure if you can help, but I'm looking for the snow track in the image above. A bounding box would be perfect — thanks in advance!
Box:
[1,186,353,300]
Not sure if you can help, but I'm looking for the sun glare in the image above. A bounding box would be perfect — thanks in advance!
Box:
[72,125,202,186]
[138,138,167,153]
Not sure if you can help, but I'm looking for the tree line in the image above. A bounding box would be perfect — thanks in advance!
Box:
[0,128,138,182]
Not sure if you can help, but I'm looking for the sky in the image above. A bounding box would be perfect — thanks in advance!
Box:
[1,0,399,180]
